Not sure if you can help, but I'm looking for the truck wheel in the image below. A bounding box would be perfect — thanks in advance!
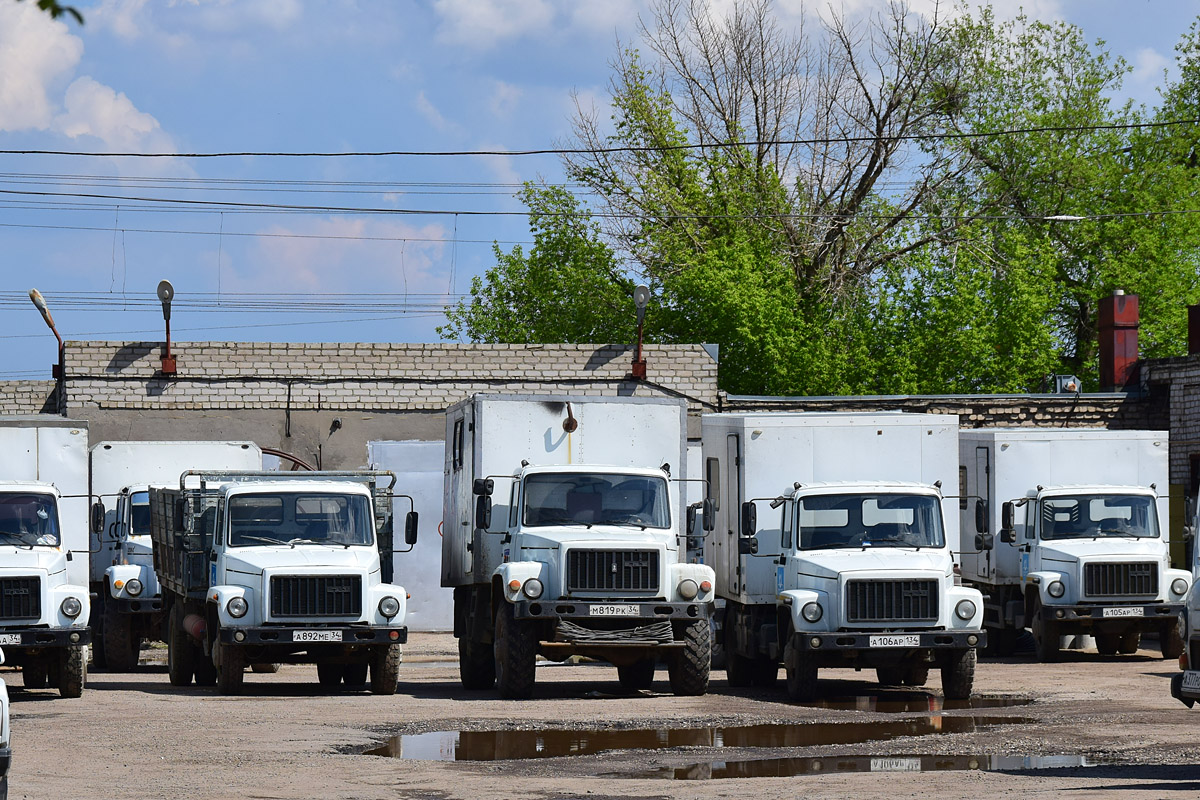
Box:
[369,644,402,695]
[783,633,818,702]
[58,644,87,698]
[668,620,711,697]
[494,601,537,699]
[724,621,753,688]
[216,644,246,695]
[941,648,976,700]
[1031,599,1060,663]
[343,662,369,687]
[102,595,141,671]
[1096,632,1119,655]
[167,605,195,686]
[317,662,343,688]
[904,664,930,687]
[23,659,49,689]
[617,659,656,690]
[1118,631,1141,655]
[459,635,496,690]
[1161,619,1185,660]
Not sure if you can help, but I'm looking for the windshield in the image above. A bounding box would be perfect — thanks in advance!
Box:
[522,472,671,529]
[797,493,945,550]
[1040,494,1159,540]
[0,493,60,547]
[227,492,374,547]
[130,491,151,536]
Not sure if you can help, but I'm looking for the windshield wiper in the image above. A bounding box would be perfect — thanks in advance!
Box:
[1097,529,1140,538]
[238,535,285,546]
[596,518,648,530]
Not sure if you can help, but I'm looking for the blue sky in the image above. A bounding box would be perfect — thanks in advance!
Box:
[0,0,1196,380]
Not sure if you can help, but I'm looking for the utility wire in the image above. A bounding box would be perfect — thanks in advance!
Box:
[2,118,1196,159]
[0,221,531,245]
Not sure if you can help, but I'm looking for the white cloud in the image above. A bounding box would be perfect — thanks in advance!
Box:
[1130,46,1171,89]
[433,0,555,48]
[415,91,464,137]
[55,77,173,152]
[0,3,83,131]
[488,80,523,120]
[567,0,644,36]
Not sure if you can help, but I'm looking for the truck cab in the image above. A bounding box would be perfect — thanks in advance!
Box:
[96,486,161,669]
[0,647,9,799]
[151,471,415,695]
[998,485,1188,661]
[0,482,90,698]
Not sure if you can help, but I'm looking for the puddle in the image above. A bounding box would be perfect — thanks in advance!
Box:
[650,753,1103,780]
[805,695,1032,713]
[364,716,1033,761]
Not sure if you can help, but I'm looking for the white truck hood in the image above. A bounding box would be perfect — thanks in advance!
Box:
[1039,538,1166,564]
[518,527,674,550]
[224,546,377,576]
[0,545,66,574]
[795,548,951,580]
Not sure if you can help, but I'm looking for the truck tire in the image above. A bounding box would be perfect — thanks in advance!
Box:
[941,648,976,700]
[459,635,496,690]
[1031,598,1060,663]
[617,659,656,690]
[23,659,49,689]
[58,644,86,698]
[369,644,402,695]
[167,605,195,686]
[216,643,245,695]
[668,619,711,697]
[783,632,818,702]
[1161,619,1185,660]
[317,662,343,688]
[494,601,537,699]
[1118,631,1141,655]
[904,664,930,687]
[1096,632,1120,655]
[102,595,141,672]
[724,621,753,688]
[343,662,369,688]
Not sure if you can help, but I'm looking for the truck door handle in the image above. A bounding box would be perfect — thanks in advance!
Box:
[1018,545,1030,553]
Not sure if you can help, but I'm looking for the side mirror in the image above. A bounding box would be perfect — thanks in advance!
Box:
[702,498,715,532]
[738,536,759,555]
[740,501,757,537]
[475,495,492,531]
[90,501,105,535]
[1001,501,1015,531]
[999,529,1016,544]
[404,511,419,546]
[974,532,994,552]
[974,499,988,534]
[686,505,698,534]
[473,478,494,497]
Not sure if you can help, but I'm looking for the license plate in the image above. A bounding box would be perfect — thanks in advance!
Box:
[869,634,921,648]
[1102,607,1141,618]
[293,630,342,642]
[0,633,20,646]
[588,605,639,617]
[871,757,921,772]
[1182,671,1200,691]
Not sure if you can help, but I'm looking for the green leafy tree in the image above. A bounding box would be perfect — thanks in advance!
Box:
[14,0,83,24]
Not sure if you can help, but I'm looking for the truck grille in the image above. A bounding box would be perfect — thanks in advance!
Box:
[846,579,938,623]
[567,550,659,593]
[270,575,362,617]
[1085,562,1157,597]
[0,576,40,620]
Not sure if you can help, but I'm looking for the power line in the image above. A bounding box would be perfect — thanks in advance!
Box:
[2,118,1195,159]
[0,312,450,341]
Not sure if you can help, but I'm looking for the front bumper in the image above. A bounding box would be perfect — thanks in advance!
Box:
[800,629,985,652]
[1171,671,1200,707]
[218,625,406,646]
[110,596,164,615]
[512,599,710,622]
[0,626,91,649]
[0,745,9,779]
[1034,603,1182,626]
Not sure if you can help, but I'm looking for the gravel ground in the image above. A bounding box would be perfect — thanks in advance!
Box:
[4,633,1199,799]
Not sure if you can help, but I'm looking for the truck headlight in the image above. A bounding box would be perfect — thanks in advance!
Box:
[955,599,977,621]
[678,579,698,600]
[125,578,144,597]
[227,597,248,618]
[522,579,544,600]
[60,597,82,619]
[1047,581,1065,598]
[378,596,400,618]
[802,602,823,623]
[1172,578,1189,596]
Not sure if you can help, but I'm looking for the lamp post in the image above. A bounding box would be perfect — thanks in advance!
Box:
[157,279,177,374]
[631,284,649,380]
[28,288,66,415]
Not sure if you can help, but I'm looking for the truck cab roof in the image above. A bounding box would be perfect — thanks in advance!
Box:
[0,481,60,497]
[515,464,669,478]
[218,480,375,498]
[792,481,943,498]
[1031,484,1158,498]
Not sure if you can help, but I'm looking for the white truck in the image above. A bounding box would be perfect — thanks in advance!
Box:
[443,394,715,699]
[1172,500,1200,706]
[960,428,1188,662]
[150,470,417,695]
[705,412,985,701]
[0,648,9,800]
[0,417,91,698]
[88,440,262,670]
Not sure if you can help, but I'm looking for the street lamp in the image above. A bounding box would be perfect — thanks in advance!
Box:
[157,279,177,374]
[28,288,66,415]
[631,284,649,380]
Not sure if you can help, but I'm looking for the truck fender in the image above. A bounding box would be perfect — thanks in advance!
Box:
[104,563,159,600]
[368,582,408,626]
[48,583,90,628]
[668,562,717,604]
[1025,571,1067,607]
[778,589,830,633]
[944,585,986,628]
[208,585,251,628]
[494,562,547,604]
